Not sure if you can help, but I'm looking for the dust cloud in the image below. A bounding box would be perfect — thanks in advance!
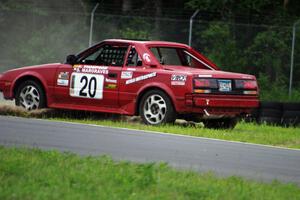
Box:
[0,0,91,73]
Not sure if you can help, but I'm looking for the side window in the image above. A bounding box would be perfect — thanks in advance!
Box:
[150,47,181,65]
[150,48,160,62]
[126,47,142,66]
[79,44,128,66]
[148,47,212,69]
[159,48,181,65]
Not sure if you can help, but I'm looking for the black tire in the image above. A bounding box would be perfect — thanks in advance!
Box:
[139,90,176,125]
[282,110,300,118]
[257,116,281,125]
[260,101,282,110]
[281,110,300,127]
[203,118,238,129]
[282,102,300,111]
[15,80,46,110]
[281,118,299,127]
[259,108,282,118]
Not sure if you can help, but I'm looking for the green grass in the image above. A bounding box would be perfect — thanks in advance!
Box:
[0,147,299,200]
[53,117,300,149]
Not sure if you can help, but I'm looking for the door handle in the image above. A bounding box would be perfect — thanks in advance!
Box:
[108,73,117,78]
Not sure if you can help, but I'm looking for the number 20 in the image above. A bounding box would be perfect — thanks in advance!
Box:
[79,76,97,98]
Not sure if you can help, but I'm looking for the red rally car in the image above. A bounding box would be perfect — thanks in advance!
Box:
[0,39,259,129]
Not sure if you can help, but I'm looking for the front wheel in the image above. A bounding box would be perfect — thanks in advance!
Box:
[203,118,238,129]
[139,90,176,125]
[15,80,46,111]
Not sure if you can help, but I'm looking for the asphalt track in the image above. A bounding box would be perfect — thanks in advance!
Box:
[0,115,299,185]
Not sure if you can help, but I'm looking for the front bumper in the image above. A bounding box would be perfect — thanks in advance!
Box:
[0,74,4,92]
[0,74,13,99]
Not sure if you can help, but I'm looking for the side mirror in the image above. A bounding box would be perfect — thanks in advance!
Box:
[65,54,77,65]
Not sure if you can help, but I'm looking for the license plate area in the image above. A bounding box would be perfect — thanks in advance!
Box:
[218,80,232,92]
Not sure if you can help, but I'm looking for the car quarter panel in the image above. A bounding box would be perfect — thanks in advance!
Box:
[1,64,59,104]
[118,67,193,115]
[0,73,7,95]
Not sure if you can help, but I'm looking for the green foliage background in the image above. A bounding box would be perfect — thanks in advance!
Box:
[0,0,300,101]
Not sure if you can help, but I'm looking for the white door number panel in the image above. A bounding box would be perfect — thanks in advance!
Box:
[70,73,104,99]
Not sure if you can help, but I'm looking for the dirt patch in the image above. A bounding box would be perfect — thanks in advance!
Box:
[0,92,14,106]
[0,104,196,126]
[0,105,123,120]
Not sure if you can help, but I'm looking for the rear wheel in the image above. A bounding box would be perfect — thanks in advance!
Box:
[203,118,238,129]
[139,90,176,125]
[15,80,46,110]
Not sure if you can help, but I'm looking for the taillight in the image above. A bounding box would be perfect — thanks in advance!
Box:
[194,78,218,89]
[235,80,257,90]
[193,78,258,95]
[194,78,218,93]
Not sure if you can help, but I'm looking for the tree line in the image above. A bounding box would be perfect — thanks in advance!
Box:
[0,0,300,101]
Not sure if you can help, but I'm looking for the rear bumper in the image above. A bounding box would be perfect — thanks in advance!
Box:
[193,97,258,108]
[182,94,259,117]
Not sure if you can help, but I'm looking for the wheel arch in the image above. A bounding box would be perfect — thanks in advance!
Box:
[135,84,177,116]
[12,74,48,106]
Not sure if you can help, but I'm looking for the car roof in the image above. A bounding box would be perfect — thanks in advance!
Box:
[103,39,190,48]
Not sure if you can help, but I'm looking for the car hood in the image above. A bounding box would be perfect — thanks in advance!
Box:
[163,65,255,80]
[6,63,61,72]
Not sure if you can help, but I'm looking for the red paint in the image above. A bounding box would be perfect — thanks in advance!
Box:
[0,39,259,118]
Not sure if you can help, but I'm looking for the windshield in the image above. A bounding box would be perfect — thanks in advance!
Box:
[149,47,214,70]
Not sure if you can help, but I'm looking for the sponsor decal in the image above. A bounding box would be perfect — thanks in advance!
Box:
[171,75,187,86]
[73,64,108,74]
[70,73,104,99]
[57,79,69,86]
[73,64,81,72]
[121,71,133,79]
[142,53,151,63]
[57,72,69,86]
[58,72,69,79]
[126,72,157,85]
[105,84,117,89]
[198,74,212,78]
[171,75,187,82]
[105,78,117,83]
[171,81,185,86]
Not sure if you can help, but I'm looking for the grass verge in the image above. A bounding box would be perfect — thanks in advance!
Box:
[0,105,300,149]
[0,147,299,200]
[54,117,300,149]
